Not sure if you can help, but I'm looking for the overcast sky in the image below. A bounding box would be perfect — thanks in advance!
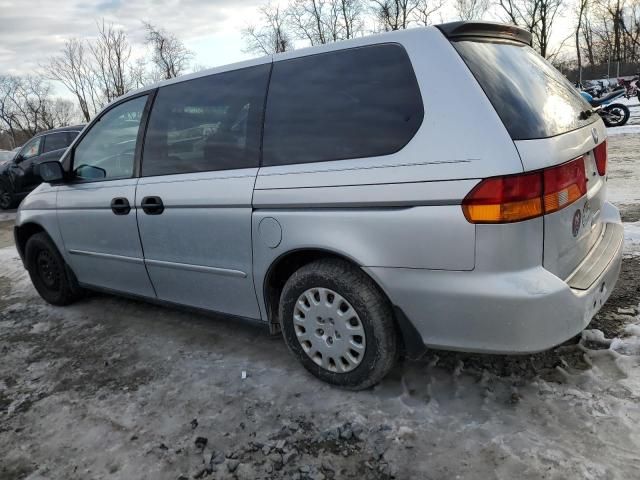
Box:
[0,0,575,99]
[0,0,265,78]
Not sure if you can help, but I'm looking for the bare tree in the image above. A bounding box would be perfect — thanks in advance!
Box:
[455,0,489,21]
[575,0,590,81]
[0,75,75,147]
[144,22,193,80]
[129,57,150,90]
[497,0,564,57]
[45,98,77,128]
[243,3,293,55]
[44,39,101,122]
[414,0,444,25]
[372,0,420,31]
[288,0,364,44]
[288,0,331,44]
[576,0,640,68]
[91,21,133,102]
[582,16,596,64]
[338,0,364,39]
[371,0,441,30]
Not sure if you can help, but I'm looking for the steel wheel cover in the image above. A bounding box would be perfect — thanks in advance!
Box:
[293,287,366,373]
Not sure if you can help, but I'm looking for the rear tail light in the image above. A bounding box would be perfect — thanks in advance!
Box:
[593,140,607,176]
[463,157,587,223]
[542,157,587,214]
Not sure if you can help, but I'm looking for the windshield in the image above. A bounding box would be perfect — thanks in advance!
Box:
[452,39,597,140]
[0,151,15,162]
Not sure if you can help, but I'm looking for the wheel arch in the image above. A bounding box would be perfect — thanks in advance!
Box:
[262,247,426,359]
[263,248,359,327]
[14,222,47,263]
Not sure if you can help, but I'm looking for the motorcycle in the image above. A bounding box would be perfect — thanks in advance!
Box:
[582,80,609,98]
[580,87,630,127]
[617,75,640,101]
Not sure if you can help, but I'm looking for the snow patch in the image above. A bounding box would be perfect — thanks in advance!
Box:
[624,222,640,255]
[607,124,640,135]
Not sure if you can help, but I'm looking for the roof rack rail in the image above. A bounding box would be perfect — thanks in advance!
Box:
[436,21,532,45]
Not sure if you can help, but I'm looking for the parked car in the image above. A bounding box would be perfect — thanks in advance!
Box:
[0,125,84,209]
[15,22,622,389]
[0,150,16,163]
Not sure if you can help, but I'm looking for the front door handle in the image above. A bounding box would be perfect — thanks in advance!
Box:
[141,196,164,215]
[110,197,131,215]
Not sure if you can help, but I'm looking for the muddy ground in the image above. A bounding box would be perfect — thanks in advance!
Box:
[1,131,640,480]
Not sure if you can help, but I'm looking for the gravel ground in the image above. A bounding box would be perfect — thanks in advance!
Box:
[1,136,640,480]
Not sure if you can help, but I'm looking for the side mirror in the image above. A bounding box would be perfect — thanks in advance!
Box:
[38,161,65,183]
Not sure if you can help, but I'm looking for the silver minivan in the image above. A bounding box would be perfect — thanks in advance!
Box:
[15,22,623,389]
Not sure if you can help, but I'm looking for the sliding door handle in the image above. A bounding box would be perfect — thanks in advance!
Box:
[141,196,164,215]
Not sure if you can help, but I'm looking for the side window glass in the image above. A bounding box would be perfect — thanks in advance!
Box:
[67,131,79,145]
[42,132,69,153]
[142,64,270,177]
[263,44,424,166]
[19,137,42,161]
[73,96,147,181]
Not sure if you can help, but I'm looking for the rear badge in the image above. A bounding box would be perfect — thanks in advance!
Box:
[572,209,582,237]
[592,128,599,144]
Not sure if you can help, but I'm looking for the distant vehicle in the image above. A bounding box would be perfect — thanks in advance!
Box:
[618,75,640,101]
[0,125,84,209]
[0,150,16,163]
[15,22,622,389]
[581,88,630,127]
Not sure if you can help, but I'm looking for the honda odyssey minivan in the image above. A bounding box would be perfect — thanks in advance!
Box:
[15,22,623,389]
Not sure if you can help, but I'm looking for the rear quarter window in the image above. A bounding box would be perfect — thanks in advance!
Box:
[452,39,597,140]
[263,44,424,166]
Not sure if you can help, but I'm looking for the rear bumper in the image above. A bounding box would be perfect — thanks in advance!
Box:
[364,219,624,354]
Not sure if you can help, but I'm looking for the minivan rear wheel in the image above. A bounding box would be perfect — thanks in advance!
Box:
[25,232,83,306]
[279,258,398,390]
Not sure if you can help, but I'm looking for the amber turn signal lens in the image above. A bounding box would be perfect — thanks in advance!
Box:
[463,156,587,223]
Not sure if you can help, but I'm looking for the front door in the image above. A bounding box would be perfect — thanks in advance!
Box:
[57,94,156,298]
[10,135,43,195]
[135,63,271,319]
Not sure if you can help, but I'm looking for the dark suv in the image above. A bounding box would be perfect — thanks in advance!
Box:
[0,125,84,209]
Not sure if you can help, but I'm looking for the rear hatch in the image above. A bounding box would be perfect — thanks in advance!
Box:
[440,22,607,280]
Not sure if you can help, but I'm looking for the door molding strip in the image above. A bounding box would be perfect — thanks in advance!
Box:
[68,249,247,278]
[144,258,247,278]
[68,249,144,264]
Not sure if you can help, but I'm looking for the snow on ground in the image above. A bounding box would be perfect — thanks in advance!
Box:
[0,210,17,222]
[624,222,640,256]
[0,136,640,479]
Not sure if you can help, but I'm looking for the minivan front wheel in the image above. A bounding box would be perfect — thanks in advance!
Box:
[25,232,83,306]
[279,258,398,390]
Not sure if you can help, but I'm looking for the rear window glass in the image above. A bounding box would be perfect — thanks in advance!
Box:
[263,44,424,166]
[42,132,71,153]
[452,39,596,140]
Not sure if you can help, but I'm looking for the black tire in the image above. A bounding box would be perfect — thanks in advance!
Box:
[0,180,16,210]
[602,103,630,127]
[25,232,83,306]
[279,258,398,390]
